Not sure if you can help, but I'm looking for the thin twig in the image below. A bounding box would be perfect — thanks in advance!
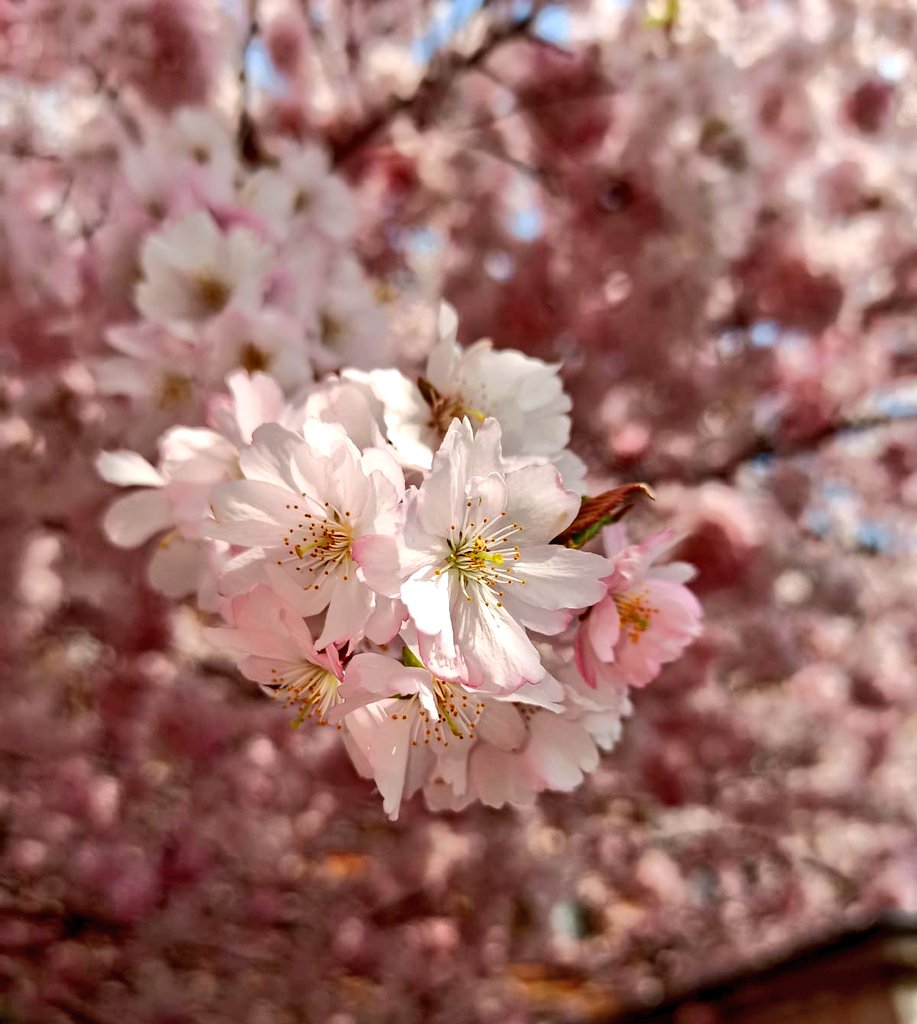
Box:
[331,8,543,165]
[641,411,917,486]
[238,0,266,165]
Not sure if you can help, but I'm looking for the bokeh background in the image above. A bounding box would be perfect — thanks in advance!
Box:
[2,1,917,1021]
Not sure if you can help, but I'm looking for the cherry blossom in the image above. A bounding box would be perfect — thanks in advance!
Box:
[207,421,406,648]
[340,642,565,819]
[204,307,313,391]
[370,303,587,488]
[135,209,273,327]
[357,417,608,693]
[96,427,237,599]
[242,144,359,243]
[576,525,704,690]
[206,585,346,726]
[94,321,201,411]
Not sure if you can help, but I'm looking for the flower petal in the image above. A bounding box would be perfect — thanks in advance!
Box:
[505,462,579,544]
[514,545,608,611]
[207,479,298,546]
[451,590,544,693]
[96,450,164,488]
[147,536,204,597]
[343,701,414,820]
[103,490,173,548]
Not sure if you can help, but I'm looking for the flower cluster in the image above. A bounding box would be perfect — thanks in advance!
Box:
[94,106,385,421]
[98,372,701,819]
[94,108,701,818]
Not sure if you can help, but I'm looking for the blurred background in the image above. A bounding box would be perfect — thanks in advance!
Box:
[1,0,917,1021]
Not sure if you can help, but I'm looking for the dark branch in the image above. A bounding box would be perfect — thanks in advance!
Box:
[331,9,542,165]
[238,0,269,166]
[642,411,917,486]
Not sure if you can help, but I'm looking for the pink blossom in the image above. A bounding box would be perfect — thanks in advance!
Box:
[576,525,704,690]
[206,585,345,725]
[207,421,405,648]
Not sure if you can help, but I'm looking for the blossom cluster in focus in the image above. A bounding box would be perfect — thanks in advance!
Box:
[95,107,702,818]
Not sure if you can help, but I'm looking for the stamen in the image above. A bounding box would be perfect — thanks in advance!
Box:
[268,663,341,726]
[441,502,526,595]
[614,589,658,643]
[401,679,485,748]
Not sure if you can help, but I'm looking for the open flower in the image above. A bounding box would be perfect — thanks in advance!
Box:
[309,256,388,372]
[207,421,405,648]
[204,307,313,391]
[136,209,273,327]
[576,525,703,689]
[357,418,608,693]
[242,144,358,242]
[95,321,201,411]
[206,585,345,725]
[339,644,564,819]
[205,370,293,448]
[96,426,238,599]
[123,108,237,212]
[369,304,586,489]
[423,646,623,813]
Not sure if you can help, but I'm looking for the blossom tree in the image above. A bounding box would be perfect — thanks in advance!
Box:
[1,0,916,1021]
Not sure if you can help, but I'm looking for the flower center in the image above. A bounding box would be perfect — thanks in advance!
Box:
[156,371,193,409]
[278,503,355,590]
[292,189,313,214]
[268,663,341,726]
[192,273,231,315]
[614,590,657,643]
[430,393,485,436]
[436,498,525,606]
[394,679,486,749]
[319,312,343,347]
[238,342,272,374]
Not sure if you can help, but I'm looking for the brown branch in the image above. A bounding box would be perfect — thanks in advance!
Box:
[470,139,554,190]
[447,83,618,137]
[238,0,268,166]
[640,411,917,486]
[79,59,140,143]
[330,7,543,165]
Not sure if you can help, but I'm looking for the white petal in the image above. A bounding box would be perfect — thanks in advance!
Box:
[103,491,172,548]
[344,653,426,697]
[510,672,565,711]
[352,534,402,598]
[218,547,269,595]
[147,537,205,598]
[505,463,579,544]
[528,714,598,791]
[206,480,297,546]
[96,450,164,488]
[315,579,374,648]
[402,566,453,640]
[241,423,310,490]
[344,702,414,820]
[514,546,608,611]
[477,701,526,751]
[585,595,621,663]
[468,745,536,809]
[452,591,544,693]
[363,596,406,645]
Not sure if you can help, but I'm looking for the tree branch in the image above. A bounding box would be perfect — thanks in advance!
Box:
[237,0,266,165]
[330,9,542,165]
[641,411,917,486]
